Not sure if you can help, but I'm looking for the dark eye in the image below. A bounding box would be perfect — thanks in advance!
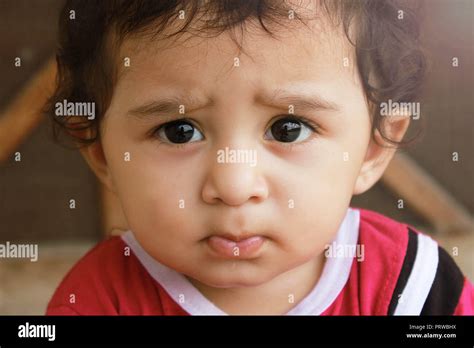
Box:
[264,117,313,143]
[155,120,203,144]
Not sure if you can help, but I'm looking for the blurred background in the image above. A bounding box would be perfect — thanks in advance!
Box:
[0,0,473,314]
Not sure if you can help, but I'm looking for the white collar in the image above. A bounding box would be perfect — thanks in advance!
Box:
[121,208,360,315]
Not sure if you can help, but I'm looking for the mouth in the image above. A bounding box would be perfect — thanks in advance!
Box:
[205,233,267,259]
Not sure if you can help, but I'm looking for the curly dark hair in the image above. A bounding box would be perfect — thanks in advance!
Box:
[45,0,426,147]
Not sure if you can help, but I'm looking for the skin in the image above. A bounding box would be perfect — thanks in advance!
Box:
[81,8,409,314]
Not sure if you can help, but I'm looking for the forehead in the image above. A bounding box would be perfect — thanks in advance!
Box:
[114,6,359,105]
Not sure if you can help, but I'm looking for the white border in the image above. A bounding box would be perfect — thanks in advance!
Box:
[393,233,439,315]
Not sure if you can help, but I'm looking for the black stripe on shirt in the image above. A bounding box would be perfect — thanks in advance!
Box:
[387,228,418,315]
[420,246,464,315]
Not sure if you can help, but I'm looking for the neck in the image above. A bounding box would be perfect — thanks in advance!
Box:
[186,252,326,315]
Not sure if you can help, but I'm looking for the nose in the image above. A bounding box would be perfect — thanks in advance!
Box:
[201,149,268,206]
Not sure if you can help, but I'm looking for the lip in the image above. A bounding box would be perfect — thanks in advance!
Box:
[206,234,266,259]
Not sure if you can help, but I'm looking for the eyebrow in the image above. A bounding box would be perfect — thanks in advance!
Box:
[128,86,340,119]
[257,88,340,113]
[128,94,213,118]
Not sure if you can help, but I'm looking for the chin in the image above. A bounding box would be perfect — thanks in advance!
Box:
[191,266,278,288]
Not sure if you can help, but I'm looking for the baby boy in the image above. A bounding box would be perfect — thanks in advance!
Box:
[46,0,473,315]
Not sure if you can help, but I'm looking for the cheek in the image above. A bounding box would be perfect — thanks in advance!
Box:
[281,173,351,252]
[101,133,200,239]
[268,137,362,252]
[119,165,197,235]
[276,137,359,200]
[110,156,203,266]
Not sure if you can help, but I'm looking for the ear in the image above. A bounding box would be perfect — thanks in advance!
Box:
[79,141,116,193]
[353,115,410,195]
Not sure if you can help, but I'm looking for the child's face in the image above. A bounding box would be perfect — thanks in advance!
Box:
[97,18,375,288]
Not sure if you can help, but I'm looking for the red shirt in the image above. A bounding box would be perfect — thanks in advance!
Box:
[47,208,474,315]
